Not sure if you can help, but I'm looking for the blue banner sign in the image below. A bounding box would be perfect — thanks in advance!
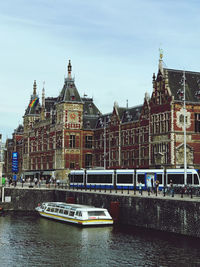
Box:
[12,152,18,173]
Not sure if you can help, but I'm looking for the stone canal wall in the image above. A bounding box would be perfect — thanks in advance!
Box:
[2,188,200,238]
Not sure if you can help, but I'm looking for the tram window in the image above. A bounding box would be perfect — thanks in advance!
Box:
[157,174,163,184]
[187,174,192,184]
[74,175,83,183]
[194,174,199,185]
[137,174,145,184]
[87,174,112,184]
[168,174,184,184]
[117,174,133,184]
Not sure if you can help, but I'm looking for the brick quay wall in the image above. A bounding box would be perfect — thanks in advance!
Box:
[1,187,200,238]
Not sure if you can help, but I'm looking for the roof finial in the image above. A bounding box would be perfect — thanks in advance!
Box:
[159,48,163,60]
[68,60,72,79]
[42,81,45,108]
[158,48,164,74]
[33,80,37,95]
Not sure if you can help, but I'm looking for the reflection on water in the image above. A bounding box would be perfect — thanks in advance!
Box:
[0,212,200,267]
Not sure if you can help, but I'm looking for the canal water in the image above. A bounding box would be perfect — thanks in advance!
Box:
[0,212,200,267]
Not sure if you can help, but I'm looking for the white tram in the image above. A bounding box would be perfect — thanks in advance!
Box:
[69,169,200,190]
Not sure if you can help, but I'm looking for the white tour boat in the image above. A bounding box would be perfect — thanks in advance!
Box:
[35,202,113,226]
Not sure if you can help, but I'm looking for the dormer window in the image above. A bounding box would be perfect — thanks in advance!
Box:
[195,90,200,100]
[177,89,184,100]
[71,95,75,101]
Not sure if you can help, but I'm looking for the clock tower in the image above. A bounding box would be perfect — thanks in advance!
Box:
[55,60,84,175]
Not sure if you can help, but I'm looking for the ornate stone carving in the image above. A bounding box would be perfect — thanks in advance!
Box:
[176,144,194,165]
[154,152,164,165]
[176,108,191,129]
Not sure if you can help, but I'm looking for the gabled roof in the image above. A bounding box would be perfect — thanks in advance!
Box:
[164,68,200,102]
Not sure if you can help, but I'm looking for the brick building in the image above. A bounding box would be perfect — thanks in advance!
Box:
[4,61,100,180]
[4,55,200,181]
[93,55,200,170]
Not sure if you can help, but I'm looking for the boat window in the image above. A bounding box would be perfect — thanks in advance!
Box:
[69,211,75,217]
[59,209,64,214]
[46,207,51,211]
[75,211,82,217]
[50,208,55,212]
[88,211,106,217]
[55,208,59,213]
[63,210,69,215]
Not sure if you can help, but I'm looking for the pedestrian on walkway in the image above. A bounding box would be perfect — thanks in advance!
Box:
[170,179,174,196]
[156,180,160,194]
[138,181,142,194]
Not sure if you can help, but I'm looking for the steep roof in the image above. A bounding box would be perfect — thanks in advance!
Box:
[122,105,143,123]
[24,80,41,116]
[57,78,82,103]
[165,68,200,102]
[45,97,57,112]
[57,61,82,103]
[82,97,101,130]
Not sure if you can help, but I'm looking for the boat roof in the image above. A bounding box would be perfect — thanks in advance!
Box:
[42,202,107,211]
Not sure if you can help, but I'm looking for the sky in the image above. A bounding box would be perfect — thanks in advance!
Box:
[1,0,200,142]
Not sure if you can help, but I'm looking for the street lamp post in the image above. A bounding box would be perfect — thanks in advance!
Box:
[183,70,187,185]
[104,117,106,169]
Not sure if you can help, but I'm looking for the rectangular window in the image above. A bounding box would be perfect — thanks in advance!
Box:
[85,154,92,168]
[70,135,75,148]
[195,114,200,133]
[85,136,92,148]
[70,162,75,169]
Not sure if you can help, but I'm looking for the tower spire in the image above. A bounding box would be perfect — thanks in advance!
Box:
[41,81,45,121]
[68,60,72,79]
[33,80,37,95]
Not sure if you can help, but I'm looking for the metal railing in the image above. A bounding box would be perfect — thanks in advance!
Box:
[2,182,200,199]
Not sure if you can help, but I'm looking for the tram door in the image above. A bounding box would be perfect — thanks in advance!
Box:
[146,173,155,189]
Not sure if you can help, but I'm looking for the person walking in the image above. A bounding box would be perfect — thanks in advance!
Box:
[138,181,142,194]
[155,179,160,194]
[170,179,174,197]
